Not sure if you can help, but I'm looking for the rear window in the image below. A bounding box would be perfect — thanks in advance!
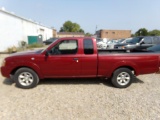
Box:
[83,39,94,54]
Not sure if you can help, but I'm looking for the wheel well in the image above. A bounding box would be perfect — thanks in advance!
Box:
[113,66,136,75]
[11,66,37,76]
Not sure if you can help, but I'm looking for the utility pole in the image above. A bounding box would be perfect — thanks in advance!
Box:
[94,25,98,38]
[95,25,98,33]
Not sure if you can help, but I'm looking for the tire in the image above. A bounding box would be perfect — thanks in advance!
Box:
[14,67,39,89]
[111,68,133,88]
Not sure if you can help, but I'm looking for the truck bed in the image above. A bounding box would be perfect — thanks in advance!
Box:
[98,49,129,54]
[98,49,152,54]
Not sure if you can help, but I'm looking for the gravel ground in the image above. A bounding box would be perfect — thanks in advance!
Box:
[0,54,160,120]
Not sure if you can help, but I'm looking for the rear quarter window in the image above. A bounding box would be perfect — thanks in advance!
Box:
[83,39,94,54]
[153,37,160,44]
[143,37,152,44]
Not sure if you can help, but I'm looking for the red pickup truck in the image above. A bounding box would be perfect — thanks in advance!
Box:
[1,37,160,89]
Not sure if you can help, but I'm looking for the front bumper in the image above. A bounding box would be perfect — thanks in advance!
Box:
[0,66,11,78]
[156,67,160,74]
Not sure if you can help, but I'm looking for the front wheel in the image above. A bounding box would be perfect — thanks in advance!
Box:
[111,68,133,88]
[14,67,39,89]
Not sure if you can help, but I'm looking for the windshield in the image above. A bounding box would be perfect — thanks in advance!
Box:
[147,44,160,52]
[107,40,116,44]
[127,37,143,44]
[35,49,44,53]
[41,39,59,53]
[118,39,125,43]
[121,38,132,43]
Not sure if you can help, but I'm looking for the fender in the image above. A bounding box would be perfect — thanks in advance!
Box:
[11,61,44,79]
[106,60,139,77]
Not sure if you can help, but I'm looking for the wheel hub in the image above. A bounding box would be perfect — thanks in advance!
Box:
[117,72,130,86]
[18,72,34,86]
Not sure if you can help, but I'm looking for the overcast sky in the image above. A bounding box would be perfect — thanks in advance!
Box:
[0,0,160,34]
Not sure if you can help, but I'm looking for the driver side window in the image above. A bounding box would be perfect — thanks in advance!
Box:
[49,40,78,55]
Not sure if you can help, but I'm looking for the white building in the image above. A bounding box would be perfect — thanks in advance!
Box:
[0,8,53,51]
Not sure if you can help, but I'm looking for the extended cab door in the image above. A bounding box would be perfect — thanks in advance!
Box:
[80,38,98,77]
[42,39,81,77]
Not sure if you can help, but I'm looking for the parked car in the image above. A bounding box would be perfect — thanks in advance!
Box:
[43,38,58,45]
[96,38,108,49]
[121,38,133,43]
[107,39,125,49]
[131,44,160,53]
[147,44,160,52]
[114,36,160,50]
[1,37,160,89]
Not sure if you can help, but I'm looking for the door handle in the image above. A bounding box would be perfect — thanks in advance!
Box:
[73,58,78,60]
[73,58,79,62]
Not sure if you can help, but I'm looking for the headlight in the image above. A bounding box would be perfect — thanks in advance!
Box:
[1,59,6,67]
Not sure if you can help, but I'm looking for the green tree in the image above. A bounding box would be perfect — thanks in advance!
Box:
[60,20,84,33]
[148,29,160,36]
[85,32,92,37]
[131,34,135,37]
[79,29,84,33]
[135,28,148,36]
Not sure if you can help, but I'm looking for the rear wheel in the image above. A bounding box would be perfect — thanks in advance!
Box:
[14,68,39,89]
[111,68,133,88]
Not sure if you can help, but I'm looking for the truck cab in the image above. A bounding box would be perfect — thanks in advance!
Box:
[41,37,98,78]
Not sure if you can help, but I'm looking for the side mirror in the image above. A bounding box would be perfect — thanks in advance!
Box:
[45,50,50,56]
[140,42,144,45]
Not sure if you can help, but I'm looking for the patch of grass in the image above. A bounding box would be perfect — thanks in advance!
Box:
[27,43,44,49]
[4,43,44,53]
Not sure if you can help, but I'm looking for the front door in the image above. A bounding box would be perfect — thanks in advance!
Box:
[42,39,81,77]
